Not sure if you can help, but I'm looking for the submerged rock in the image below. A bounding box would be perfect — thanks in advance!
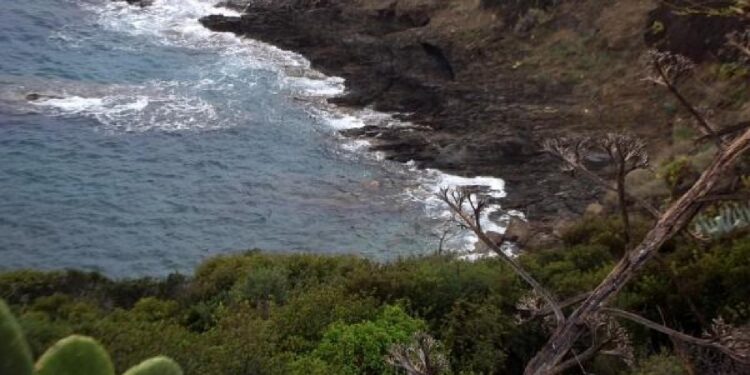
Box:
[119,0,153,8]
[25,93,63,101]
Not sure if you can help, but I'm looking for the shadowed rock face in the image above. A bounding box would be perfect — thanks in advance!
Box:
[199,1,602,236]
[645,1,749,61]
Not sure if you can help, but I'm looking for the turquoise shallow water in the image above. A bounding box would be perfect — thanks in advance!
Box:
[0,0,458,277]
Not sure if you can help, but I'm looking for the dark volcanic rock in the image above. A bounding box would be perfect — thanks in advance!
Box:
[25,93,63,101]
[199,1,600,233]
[117,0,153,7]
[645,2,749,61]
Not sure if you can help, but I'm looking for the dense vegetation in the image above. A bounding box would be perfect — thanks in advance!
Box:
[1,217,748,374]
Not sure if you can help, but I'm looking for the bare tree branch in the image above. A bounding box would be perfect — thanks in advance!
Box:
[602,308,750,364]
[543,136,710,245]
[600,134,650,244]
[524,129,750,375]
[520,292,592,322]
[386,333,450,375]
[438,188,566,326]
[552,323,608,374]
[645,51,724,148]
[542,137,662,219]
[553,312,635,373]
[696,121,750,144]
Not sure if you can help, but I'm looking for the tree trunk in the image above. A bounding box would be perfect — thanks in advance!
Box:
[523,129,750,375]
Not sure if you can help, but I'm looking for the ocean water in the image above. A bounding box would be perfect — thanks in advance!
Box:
[0,0,508,278]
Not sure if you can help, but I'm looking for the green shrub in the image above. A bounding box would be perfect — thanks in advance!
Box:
[344,256,520,330]
[631,353,687,375]
[1,230,749,375]
[131,297,180,322]
[303,305,426,375]
[442,298,517,374]
[523,244,615,297]
[662,157,698,196]
[232,266,289,306]
[272,285,379,352]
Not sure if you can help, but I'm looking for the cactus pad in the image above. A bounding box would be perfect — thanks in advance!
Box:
[0,299,34,375]
[123,356,183,375]
[35,335,115,375]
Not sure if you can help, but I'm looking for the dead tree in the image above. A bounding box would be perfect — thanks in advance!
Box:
[524,131,750,374]
[542,136,661,221]
[440,48,750,374]
[543,134,649,245]
[444,133,750,374]
[438,188,566,326]
[525,50,750,370]
[601,134,649,245]
[644,51,724,147]
[441,127,750,374]
[386,333,450,375]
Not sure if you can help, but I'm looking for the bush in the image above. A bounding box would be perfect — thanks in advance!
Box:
[631,353,687,375]
[1,229,748,375]
[301,305,426,375]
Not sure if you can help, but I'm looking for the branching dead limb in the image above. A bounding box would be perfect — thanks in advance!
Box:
[543,136,710,245]
[601,134,650,244]
[542,136,662,219]
[386,333,450,375]
[602,308,750,365]
[438,188,566,326]
[524,128,750,375]
[696,121,750,144]
[645,51,724,148]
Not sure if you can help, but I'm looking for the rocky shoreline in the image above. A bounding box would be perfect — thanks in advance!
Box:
[196,0,611,242]
[189,0,747,243]
[109,0,750,245]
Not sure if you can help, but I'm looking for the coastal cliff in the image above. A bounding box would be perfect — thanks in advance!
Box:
[199,0,750,240]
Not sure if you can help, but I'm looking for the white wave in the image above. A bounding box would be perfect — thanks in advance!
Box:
[284,76,345,97]
[430,173,507,200]
[34,94,150,119]
[86,0,338,92]
[36,96,105,112]
[75,0,518,255]
[404,167,522,257]
[33,90,220,132]
[52,0,349,134]
[326,113,366,130]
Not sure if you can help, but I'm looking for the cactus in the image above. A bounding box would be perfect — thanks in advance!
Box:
[0,299,34,375]
[35,335,115,375]
[694,203,750,237]
[0,298,182,375]
[123,356,183,375]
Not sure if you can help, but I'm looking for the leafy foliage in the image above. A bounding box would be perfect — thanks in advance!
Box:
[299,305,426,375]
[0,298,183,375]
[0,230,749,374]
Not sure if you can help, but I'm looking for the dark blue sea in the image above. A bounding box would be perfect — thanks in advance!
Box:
[0,0,507,277]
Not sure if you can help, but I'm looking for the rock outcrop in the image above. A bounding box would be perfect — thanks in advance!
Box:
[198,1,609,237]
[199,0,750,238]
